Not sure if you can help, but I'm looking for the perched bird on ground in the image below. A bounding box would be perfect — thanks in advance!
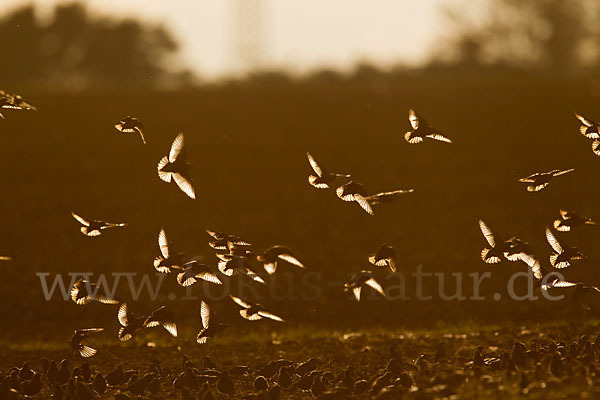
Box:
[256,245,304,275]
[70,328,103,358]
[157,133,196,199]
[206,229,251,250]
[114,116,146,144]
[336,181,374,216]
[306,151,350,189]
[177,260,222,286]
[144,306,177,337]
[70,278,119,305]
[229,295,284,321]
[154,228,185,273]
[93,373,107,395]
[369,244,397,272]
[71,211,127,237]
[117,303,148,341]
[344,271,385,301]
[545,227,585,269]
[197,301,227,344]
[479,220,510,264]
[518,169,574,192]
[553,210,597,232]
[405,109,452,144]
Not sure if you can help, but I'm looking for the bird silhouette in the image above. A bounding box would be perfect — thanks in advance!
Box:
[177,260,222,286]
[70,278,119,305]
[306,151,350,189]
[71,211,127,236]
[336,181,373,215]
[157,133,196,199]
[256,245,304,275]
[553,209,597,232]
[70,328,103,358]
[229,295,284,321]
[117,303,148,341]
[519,169,574,192]
[344,271,385,301]
[143,306,177,337]
[197,301,227,344]
[545,227,586,269]
[114,116,146,144]
[405,109,452,144]
[154,228,185,273]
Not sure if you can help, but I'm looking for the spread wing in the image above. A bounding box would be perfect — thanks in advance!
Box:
[230,295,251,309]
[118,303,129,326]
[365,278,385,296]
[306,152,322,177]
[169,133,184,163]
[545,227,563,253]
[478,220,496,247]
[72,212,90,227]
[200,301,210,329]
[173,173,196,199]
[158,228,169,258]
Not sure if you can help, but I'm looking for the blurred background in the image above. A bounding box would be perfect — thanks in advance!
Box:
[3,0,600,338]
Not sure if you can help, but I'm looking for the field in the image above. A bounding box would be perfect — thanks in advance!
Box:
[3,71,600,398]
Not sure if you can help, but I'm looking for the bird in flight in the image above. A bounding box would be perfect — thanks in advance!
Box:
[157,133,196,199]
[217,254,265,284]
[70,278,119,305]
[206,229,252,251]
[177,260,222,286]
[369,244,397,272]
[0,89,37,119]
[143,306,178,337]
[553,210,597,232]
[503,236,532,261]
[71,212,127,237]
[306,152,350,189]
[256,245,304,275]
[114,116,146,144]
[71,328,103,358]
[344,271,385,301]
[575,113,600,139]
[336,181,374,216]
[518,169,574,192]
[229,295,284,322]
[197,301,227,344]
[545,227,586,269]
[117,303,148,342]
[478,220,510,264]
[405,109,452,144]
[154,228,185,274]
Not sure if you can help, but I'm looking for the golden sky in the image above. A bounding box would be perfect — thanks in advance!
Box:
[2,0,449,78]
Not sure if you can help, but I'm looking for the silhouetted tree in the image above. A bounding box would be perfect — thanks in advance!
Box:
[437,0,600,73]
[0,3,185,89]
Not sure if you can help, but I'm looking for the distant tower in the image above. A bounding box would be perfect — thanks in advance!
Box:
[232,0,265,73]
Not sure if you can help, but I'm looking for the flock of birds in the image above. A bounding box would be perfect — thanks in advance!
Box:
[3,88,600,398]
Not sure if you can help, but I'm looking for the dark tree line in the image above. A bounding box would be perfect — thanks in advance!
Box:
[0,3,191,90]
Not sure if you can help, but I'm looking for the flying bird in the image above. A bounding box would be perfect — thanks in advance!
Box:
[344,271,385,301]
[256,245,304,275]
[177,260,222,286]
[70,278,119,305]
[405,109,452,144]
[369,244,397,272]
[117,303,147,341]
[553,210,597,232]
[336,181,374,216]
[365,189,414,206]
[71,212,127,237]
[478,220,510,264]
[575,113,600,139]
[229,295,284,321]
[0,89,37,119]
[114,116,146,144]
[217,255,265,284]
[197,301,227,344]
[154,228,185,273]
[157,133,196,199]
[306,152,350,189]
[518,169,574,192]
[71,328,103,358]
[144,306,177,337]
[503,236,532,261]
[206,229,251,250]
[545,227,586,269]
